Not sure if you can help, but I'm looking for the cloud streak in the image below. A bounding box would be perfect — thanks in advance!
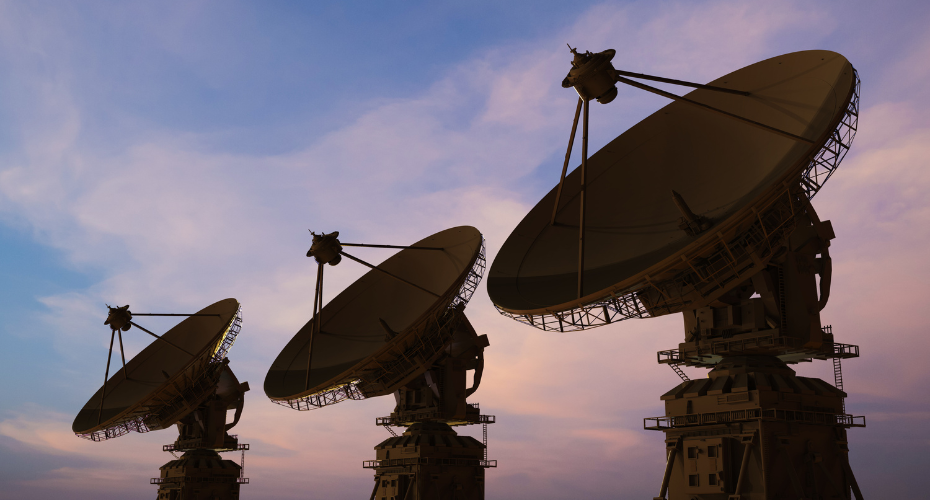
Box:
[1,0,929,498]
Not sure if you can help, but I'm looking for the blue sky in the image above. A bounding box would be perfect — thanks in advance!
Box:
[1,1,929,498]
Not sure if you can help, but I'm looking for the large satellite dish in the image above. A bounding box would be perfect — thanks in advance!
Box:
[488,50,858,331]
[486,47,865,500]
[72,298,251,498]
[265,226,496,500]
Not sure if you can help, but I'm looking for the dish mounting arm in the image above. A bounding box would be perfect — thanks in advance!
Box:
[97,329,117,425]
[305,261,324,390]
[553,46,821,299]
[303,231,445,390]
[611,74,813,144]
[549,93,590,299]
[612,69,750,96]
[95,305,221,424]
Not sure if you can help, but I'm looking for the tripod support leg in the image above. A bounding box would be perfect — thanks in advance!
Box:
[551,97,583,225]
[305,262,324,390]
[577,97,589,299]
[97,330,116,425]
[117,330,128,380]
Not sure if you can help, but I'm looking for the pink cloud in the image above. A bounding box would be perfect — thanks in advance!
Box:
[1,0,928,498]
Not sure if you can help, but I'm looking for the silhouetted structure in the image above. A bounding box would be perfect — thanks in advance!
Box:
[72,299,250,500]
[265,227,495,500]
[488,49,864,499]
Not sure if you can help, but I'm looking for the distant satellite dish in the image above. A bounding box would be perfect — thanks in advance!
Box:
[72,298,251,497]
[264,226,496,500]
[488,50,858,331]
[73,298,243,439]
[264,226,485,409]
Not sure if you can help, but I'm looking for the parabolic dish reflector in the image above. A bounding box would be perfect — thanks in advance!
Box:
[73,298,242,440]
[488,50,858,330]
[265,226,485,409]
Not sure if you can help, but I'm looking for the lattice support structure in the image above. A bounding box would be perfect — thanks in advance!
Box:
[799,69,860,200]
[212,306,243,362]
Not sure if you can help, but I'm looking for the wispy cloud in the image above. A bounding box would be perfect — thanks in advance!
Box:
[1,0,929,498]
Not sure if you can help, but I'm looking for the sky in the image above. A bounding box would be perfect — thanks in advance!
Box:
[1,0,929,498]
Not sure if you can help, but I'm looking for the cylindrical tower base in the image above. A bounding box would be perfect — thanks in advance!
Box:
[365,422,491,500]
[154,449,244,500]
[647,355,864,500]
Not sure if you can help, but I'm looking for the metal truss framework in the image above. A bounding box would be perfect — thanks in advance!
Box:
[212,306,243,362]
[78,307,243,442]
[656,327,861,369]
[79,413,151,442]
[644,408,866,431]
[799,69,860,199]
[163,441,250,453]
[376,413,496,427]
[274,241,487,411]
[495,69,860,332]
[362,457,498,469]
[150,476,250,485]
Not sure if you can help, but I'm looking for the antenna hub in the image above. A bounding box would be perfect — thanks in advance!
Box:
[105,305,133,332]
[562,47,618,104]
[307,231,343,266]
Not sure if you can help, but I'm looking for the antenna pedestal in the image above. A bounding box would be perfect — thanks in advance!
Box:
[366,321,496,500]
[645,355,865,500]
[153,366,250,499]
[646,210,864,499]
[153,449,247,499]
[366,422,493,500]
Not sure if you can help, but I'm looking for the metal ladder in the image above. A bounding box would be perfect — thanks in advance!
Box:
[483,423,488,461]
[833,357,845,414]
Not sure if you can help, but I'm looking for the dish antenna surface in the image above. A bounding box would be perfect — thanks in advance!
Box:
[73,298,251,499]
[490,49,855,328]
[265,226,496,500]
[488,49,865,500]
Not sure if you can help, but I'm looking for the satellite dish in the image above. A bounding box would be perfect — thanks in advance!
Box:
[264,226,485,408]
[73,299,242,438]
[264,226,496,500]
[488,50,859,331]
[72,298,251,497]
[488,46,866,500]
